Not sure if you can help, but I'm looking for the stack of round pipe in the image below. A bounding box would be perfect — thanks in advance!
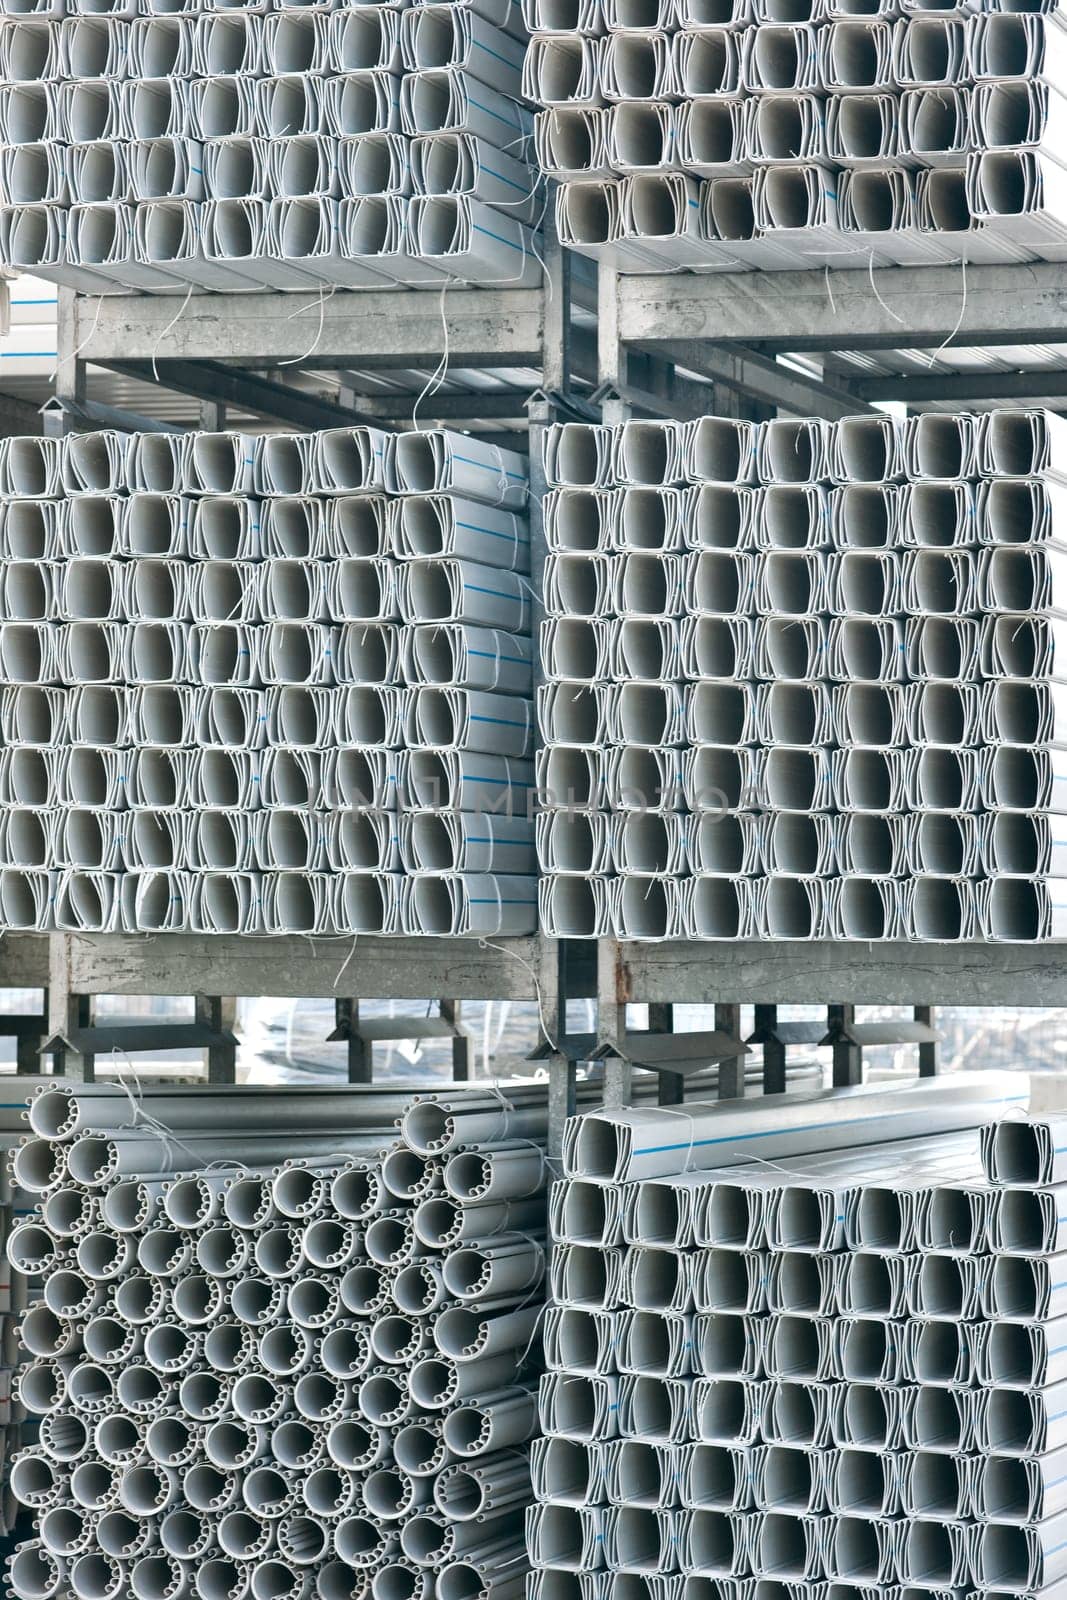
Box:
[6,1080,550,1600]
[531,1085,1067,1600]
[0,0,541,291]
[538,408,1067,944]
[527,0,1067,271]
[0,426,536,936]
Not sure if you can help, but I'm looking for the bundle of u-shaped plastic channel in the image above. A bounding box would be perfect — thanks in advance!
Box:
[531,1074,1067,1600]
[0,425,536,937]
[0,0,541,291]
[538,407,1067,943]
[525,0,1067,272]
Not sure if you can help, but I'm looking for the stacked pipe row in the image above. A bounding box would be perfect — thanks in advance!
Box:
[5,1080,551,1600]
[531,1073,1067,1600]
[0,0,542,293]
[0,1084,86,1543]
[0,425,537,936]
[526,0,1067,271]
[0,1180,23,1540]
[537,407,1067,943]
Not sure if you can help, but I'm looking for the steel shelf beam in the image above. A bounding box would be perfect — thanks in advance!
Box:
[608,940,1067,1009]
[0,935,47,991]
[69,287,548,371]
[50,932,548,1001]
[614,260,1067,355]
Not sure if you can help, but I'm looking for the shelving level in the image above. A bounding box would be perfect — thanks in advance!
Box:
[0,259,595,1111]
[0,252,1064,1146]
[583,256,1067,1105]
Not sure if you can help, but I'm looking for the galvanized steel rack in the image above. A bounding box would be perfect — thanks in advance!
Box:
[561,255,1067,1133]
[0,249,597,1125]
[0,249,1062,1143]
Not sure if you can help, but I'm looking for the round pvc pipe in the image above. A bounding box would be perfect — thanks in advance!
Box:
[364,1213,414,1267]
[393,1422,449,1478]
[194,1559,250,1600]
[270,1420,322,1472]
[317,1565,360,1600]
[18,1361,68,1415]
[9,1221,64,1274]
[101,1179,163,1234]
[258,1324,313,1379]
[218,1512,273,1562]
[302,1218,357,1270]
[358,1371,410,1426]
[400,1514,450,1565]
[39,1411,90,1464]
[272,1165,325,1219]
[205,1419,264,1472]
[171,1274,226,1327]
[95,1413,144,1465]
[303,1465,356,1519]
[436,1563,484,1600]
[275,1515,328,1567]
[204,1322,253,1375]
[223,1175,274,1229]
[186,1464,240,1515]
[327,1418,385,1472]
[10,1542,64,1600]
[131,1553,186,1600]
[94,1509,151,1561]
[160,1509,214,1562]
[392,1260,446,1317]
[319,1324,370,1381]
[443,1394,537,1457]
[293,1370,346,1423]
[70,1551,125,1600]
[145,1413,201,1469]
[144,1322,200,1374]
[230,1276,284,1328]
[118,1462,175,1517]
[112,1274,165,1327]
[232,1372,288,1424]
[372,1560,431,1600]
[371,1314,423,1366]
[22,1305,79,1360]
[249,1562,310,1600]
[13,1136,68,1194]
[67,1457,117,1515]
[340,1263,388,1316]
[333,1514,389,1568]
[84,1315,140,1366]
[243,1465,294,1519]
[255,1225,303,1280]
[114,1364,171,1417]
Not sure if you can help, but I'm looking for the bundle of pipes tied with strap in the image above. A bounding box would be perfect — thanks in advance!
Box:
[3,1077,576,1600]
[531,1070,1062,1600]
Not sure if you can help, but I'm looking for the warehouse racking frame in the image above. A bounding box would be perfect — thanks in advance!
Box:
[2,250,1065,1149]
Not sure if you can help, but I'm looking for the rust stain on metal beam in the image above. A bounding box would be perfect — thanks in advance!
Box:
[615,946,633,1005]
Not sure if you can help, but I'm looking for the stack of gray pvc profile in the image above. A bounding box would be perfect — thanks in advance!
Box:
[530,1070,1060,1600]
[6,1079,548,1600]
[0,0,541,292]
[525,0,1067,272]
[0,1090,46,1543]
[538,407,1067,943]
[0,425,537,937]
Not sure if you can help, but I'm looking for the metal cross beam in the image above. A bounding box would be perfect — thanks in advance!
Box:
[615,261,1067,353]
[646,340,875,421]
[100,359,390,432]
